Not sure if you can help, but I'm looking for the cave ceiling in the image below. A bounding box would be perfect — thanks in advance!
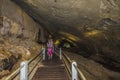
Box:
[12,0,120,44]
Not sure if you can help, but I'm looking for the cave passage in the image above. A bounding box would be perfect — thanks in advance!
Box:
[0,0,120,80]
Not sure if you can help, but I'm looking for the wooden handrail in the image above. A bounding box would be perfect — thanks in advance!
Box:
[62,51,87,80]
[5,50,43,80]
[28,51,42,64]
[28,55,42,76]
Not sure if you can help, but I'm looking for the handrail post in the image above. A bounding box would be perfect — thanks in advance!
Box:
[72,61,78,80]
[20,61,28,80]
[42,47,46,60]
[60,48,62,60]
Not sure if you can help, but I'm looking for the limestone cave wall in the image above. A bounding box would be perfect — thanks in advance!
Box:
[0,0,44,79]
[0,0,41,41]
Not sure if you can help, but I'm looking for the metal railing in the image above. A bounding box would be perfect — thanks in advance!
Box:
[56,48,87,80]
[5,49,43,80]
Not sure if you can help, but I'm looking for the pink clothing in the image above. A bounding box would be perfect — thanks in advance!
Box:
[47,47,54,56]
[47,39,54,56]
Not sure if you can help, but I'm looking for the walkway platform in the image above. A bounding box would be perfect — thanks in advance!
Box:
[32,54,69,80]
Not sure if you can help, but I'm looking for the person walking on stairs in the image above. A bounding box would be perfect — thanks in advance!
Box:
[47,36,54,60]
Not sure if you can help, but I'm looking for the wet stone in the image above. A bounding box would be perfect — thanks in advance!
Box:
[0,36,41,79]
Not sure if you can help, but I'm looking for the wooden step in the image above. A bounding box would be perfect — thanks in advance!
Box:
[32,65,69,80]
[32,54,69,80]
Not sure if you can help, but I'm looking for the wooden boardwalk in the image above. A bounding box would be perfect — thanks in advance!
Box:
[32,54,69,80]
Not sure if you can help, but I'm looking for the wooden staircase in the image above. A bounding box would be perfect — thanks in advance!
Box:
[32,54,69,80]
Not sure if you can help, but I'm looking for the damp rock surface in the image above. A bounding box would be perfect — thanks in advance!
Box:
[0,0,120,79]
[0,36,41,79]
[12,0,120,64]
[65,51,120,80]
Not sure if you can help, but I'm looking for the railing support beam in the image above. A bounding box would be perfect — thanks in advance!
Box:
[60,48,62,60]
[42,47,46,60]
[20,61,28,80]
[72,61,78,80]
